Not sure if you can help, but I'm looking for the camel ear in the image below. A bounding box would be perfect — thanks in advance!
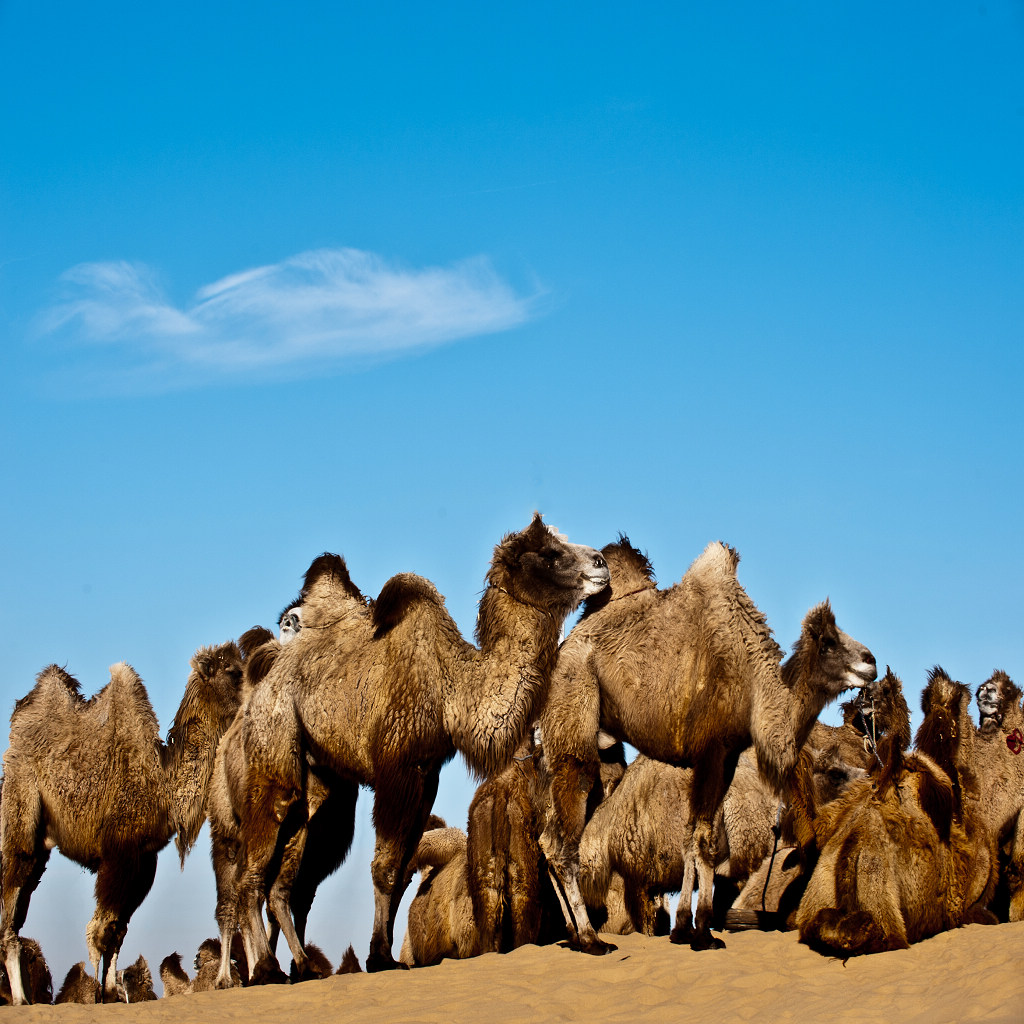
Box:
[190,649,216,680]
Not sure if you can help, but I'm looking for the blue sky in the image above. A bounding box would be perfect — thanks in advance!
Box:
[2,0,1022,992]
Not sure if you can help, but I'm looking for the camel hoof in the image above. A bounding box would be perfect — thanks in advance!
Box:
[249,957,289,986]
[577,936,617,956]
[690,931,726,951]
[669,924,693,945]
[365,953,408,973]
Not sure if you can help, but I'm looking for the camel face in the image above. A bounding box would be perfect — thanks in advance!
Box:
[976,676,1002,731]
[803,604,876,697]
[278,605,301,644]
[514,521,610,605]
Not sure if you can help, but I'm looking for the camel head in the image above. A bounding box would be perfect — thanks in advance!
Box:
[916,667,975,789]
[976,670,1020,737]
[278,603,302,644]
[784,601,877,699]
[842,666,911,753]
[482,513,610,623]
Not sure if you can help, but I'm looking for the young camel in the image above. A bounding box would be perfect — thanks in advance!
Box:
[0,643,244,1004]
[236,514,609,977]
[796,667,996,955]
[539,537,876,953]
[208,553,368,987]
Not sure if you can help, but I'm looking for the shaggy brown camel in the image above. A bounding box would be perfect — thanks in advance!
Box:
[400,826,475,965]
[0,937,51,1005]
[159,953,193,996]
[236,514,609,977]
[116,954,157,1002]
[0,643,244,1004]
[54,962,100,1004]
[724,667,910,931]
[796,667,995,955]
[401,735,568,966]
[973,670,1024,920]
[539,536,876,953]
[208,553,368,987]
[576,744,864,938]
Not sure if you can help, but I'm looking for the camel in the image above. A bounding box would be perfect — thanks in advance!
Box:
[235,514,609,977]
[159,953,193,996]
[576,743,864,938]
[796,667,996,955]
[336,945,362,973]
[54,962,101,1003]
[401,735,567,966]
[400,826,476,966]
[0,642,244,1004]
[972,670,1024,920]
[208,553,369,987]
[724,667,910,931]
[538,536,876,953]
[116,954,157,1002]
[0,938,51,1005]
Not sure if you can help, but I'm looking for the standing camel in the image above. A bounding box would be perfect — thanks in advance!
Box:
[235,513,609,977]
[208,552,369,987]
[0,643,244,1004]
[538,536,876,953]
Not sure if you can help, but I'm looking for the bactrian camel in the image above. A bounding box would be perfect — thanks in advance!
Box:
[235,514,609,976]
[796,667,996,955]
[208,553,368,987]
[0,643,244,1004]
[401,734,567,966]
[973,670,1024,920]
[538,536,876,953]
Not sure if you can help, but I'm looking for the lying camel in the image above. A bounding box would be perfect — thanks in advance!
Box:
[796,667,996,955]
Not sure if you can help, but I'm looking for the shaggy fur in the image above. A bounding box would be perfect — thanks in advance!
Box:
[336,945,362,973]
[578,746,863,938]
[538,537,876,953]
[0,937,51,1005]
[116,954,157,1002]
[159,952,192,996]
[54,962,100,1004]
[401,737,566,966]
[796,668,995,956]
[207,553,367,988]
[235,514,608,975]
[0,643,244,1005]
[971,671,1024,920]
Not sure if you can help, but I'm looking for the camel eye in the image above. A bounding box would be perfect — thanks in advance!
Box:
[540,548,560,562]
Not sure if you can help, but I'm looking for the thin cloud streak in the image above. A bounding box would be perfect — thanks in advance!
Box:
[39,248,539,389]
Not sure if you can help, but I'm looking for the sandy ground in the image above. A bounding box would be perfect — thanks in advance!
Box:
[7,923,1024,1024]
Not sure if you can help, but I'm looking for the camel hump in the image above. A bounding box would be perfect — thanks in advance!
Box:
[238,625,276,662]
[373,573,442,637]
[689,540,741,580]
[12,664,82,720]
[410,827,467,872]
[302,552,365,604]
[603,534,656,592]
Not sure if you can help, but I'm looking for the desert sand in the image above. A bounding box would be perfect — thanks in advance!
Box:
[7,923,1024,1024]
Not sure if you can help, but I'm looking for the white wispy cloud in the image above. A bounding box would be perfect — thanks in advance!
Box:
[38,248,539,390]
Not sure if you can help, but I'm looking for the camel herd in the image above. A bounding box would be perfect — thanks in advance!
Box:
[1,515,1021,1004]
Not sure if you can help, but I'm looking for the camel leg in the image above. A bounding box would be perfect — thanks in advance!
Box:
[90,851,158,1001]
[210,822,244,989]
[685,752,737,951]
[0,788,49,1006]
[366,768,440,972]
[537,756,616,956]
[236,781,296,986]
[669,858,696,944]
[290,776,358,950]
